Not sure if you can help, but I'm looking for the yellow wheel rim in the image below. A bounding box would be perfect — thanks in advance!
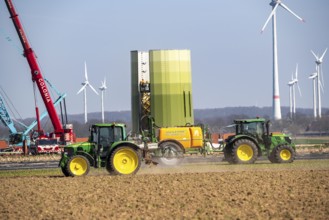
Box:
[280,149,291,161]
[113,148,138,174]
[69,157,88,176]
[237,144,253,161]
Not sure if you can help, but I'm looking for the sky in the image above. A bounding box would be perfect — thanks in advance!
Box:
[0,0,328,120]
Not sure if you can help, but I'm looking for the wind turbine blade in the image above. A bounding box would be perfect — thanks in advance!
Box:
[84,61,89,81]
[77,84,87,94]
[297,83,302,97]
[88,84,99,95]
[320,48,328,61]
[295,63,298,80]
[320,65,325,88]
[261,3,279,33]
[279,3,305,22]
[311,50,319,60]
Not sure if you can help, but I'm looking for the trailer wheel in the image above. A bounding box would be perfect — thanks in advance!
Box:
[66,155,90,177]
[270,145,295,163]
[232,139,258,164]
[156,141,184,166]
[108,146,141,175]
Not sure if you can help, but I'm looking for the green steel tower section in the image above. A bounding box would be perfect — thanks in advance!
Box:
[149,49,194,127]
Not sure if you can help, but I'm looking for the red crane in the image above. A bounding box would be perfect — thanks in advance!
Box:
[4,0,74,143]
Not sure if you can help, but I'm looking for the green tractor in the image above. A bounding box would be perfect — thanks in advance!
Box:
[223,118,295,164]
[59,123,142,177]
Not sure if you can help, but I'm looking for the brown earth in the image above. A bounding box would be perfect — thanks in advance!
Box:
[1,161,329,219]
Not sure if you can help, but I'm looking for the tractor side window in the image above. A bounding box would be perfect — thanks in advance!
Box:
[92,127,98,143]
[114,127,123,141]
[99,127,113,147]
[256,122,264,135]
[244,123,256,134]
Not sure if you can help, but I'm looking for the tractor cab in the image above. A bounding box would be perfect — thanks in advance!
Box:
[90,123,127,158]
[233,118,274,150]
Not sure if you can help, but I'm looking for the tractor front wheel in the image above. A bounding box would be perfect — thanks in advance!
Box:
[223,144,234,164]
[108,146,141,175]
[66,155,90,177]
[269,145,295,163]
[231,139,258,164]
[61,166,70,177]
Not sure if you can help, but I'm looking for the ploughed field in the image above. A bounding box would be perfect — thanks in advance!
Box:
[1,159,329,219]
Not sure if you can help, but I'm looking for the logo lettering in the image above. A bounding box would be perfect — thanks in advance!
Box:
[38,78,51,103]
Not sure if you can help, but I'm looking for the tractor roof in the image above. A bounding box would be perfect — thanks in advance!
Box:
[234,118,266,124]
[93,123,126,127]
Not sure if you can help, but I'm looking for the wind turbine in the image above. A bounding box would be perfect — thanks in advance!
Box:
[99,77,107,123]
[309,72,318,119]
[311,48,327,118]
[77,61,99,123]
[287,64,301,119]
[261,0,305,120]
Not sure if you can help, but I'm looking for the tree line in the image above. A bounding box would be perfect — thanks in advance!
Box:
[1,107,329,139]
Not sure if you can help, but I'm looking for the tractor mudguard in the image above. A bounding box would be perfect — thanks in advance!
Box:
[226,135,258,147]
[106,141,141,159]
[59,153,69,168]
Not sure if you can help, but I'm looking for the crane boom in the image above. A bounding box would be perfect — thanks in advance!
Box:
[4,0,63,133]
[0,94,17,133]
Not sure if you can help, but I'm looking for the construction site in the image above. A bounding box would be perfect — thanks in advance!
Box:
[0,0,329,219]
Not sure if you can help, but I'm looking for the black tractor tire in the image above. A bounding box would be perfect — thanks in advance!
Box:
[156,141,184,166]
[231,139,258,164]
[61,166,70,177]
[108,146,141,175]
[223,144,234,164]
[65,155,90,177]
[268,151,277,163]
[269,145,295,163]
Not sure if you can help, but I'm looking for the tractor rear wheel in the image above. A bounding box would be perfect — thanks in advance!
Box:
[108,146,141,175]
[231,139,258,164]
[156,141,184,166]
[269,145,295,163]
[66,155,90,177]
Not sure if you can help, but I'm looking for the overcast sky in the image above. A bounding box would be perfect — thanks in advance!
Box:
[0,0,328,120]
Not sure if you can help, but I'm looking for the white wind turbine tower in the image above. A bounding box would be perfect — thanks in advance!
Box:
[287,64,301,119]
[99,77,107,123]
[309,72,318,119]
[311,48,327,118]
[77,61,99,123]
[288,77,295,119]
[261,0,305,120]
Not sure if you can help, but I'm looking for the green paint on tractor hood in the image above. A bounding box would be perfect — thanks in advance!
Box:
[62,141,95,156]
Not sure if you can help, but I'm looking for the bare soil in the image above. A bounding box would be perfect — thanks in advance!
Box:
[0,161,328,219]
